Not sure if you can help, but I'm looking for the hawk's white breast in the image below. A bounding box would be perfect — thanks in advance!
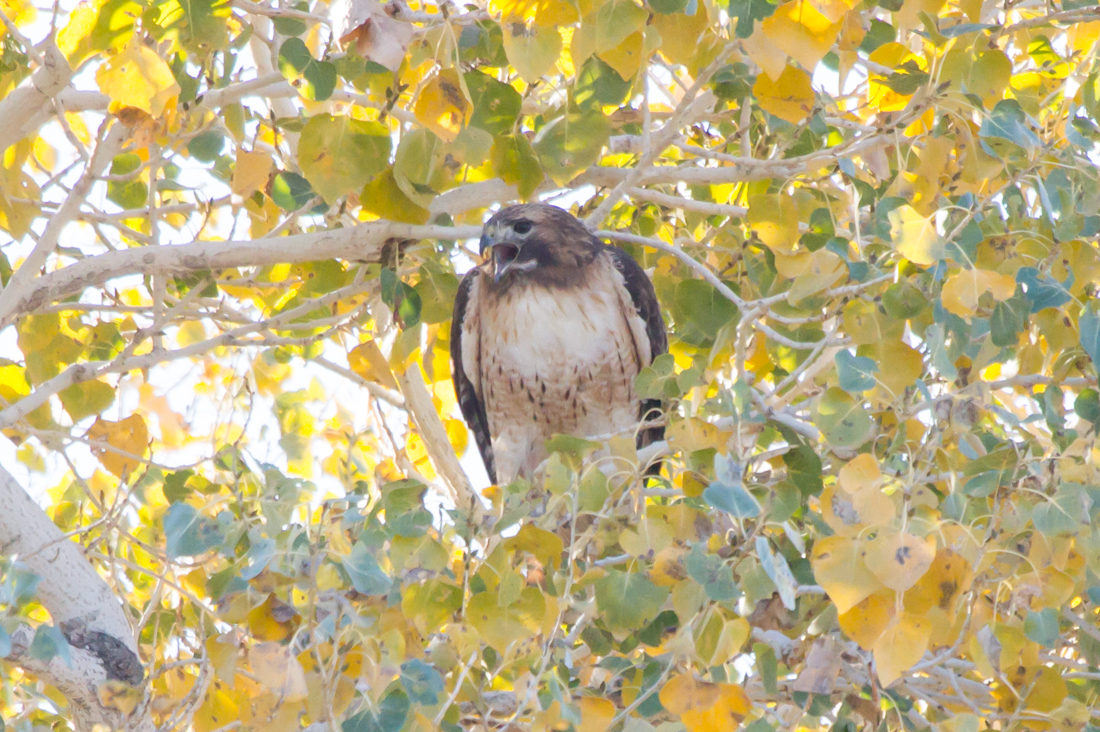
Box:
[461,255,652,483]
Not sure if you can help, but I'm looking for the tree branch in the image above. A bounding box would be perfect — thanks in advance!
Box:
[0,466,152,731]
[1,221,481,328]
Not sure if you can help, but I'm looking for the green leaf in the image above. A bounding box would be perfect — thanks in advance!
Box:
[400,660,445,705]
[491,133,543,200]
[59,379,116,422]
[574,55,631,113]
[394,129,454,207]
[728,0,777,38]
[814,387,872,448]
[414,260,460,324]
[755,537,796,609]
[980,99,1040,149]
[343,688,410,732]
[270,171,315,210]
[1024,608,1059,648]
[684,544,740,601]
[533,111,610,187]
[106,153,148,209]
[188,130,225,162]
[1015,267,1073,312]
[673,279,738,345]
[239,537,275,580]
[1079,303,1100,373]
[1075,389,1100,431]
[835,350,878,393]
[1032,484,1092,536]
[649,0,688,13]
[594,569,670,633]
[278,37,337,101]
[380,268,423,329]
[990,295,1029,347]
[703,457,761,518]
[27,625,71,666]
[467,70,522,136]
[272,0,308,35]
[342,542,393,596]
[164,503,224,558]
[298,114,391,204]
[149,0,231,55]
[361,169,430,225]
[882,280,926,320]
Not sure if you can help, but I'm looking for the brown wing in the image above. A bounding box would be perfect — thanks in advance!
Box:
[450,268,497,484]
[606,245,668,457]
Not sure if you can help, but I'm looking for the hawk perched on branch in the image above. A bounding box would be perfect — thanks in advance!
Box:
[451,204,668,485]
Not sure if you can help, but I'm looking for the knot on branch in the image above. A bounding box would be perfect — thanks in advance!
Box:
[62,619,145,686]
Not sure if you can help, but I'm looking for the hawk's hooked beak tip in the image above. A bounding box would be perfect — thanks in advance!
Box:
[483,237,520,283]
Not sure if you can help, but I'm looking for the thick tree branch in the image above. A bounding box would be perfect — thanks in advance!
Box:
[0,221,481,328]
[0,466,152,732]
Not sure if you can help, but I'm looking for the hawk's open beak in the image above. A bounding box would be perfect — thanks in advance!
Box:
[481,233,520,283]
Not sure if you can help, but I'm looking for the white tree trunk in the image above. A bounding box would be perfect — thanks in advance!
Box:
[0,466,153,732]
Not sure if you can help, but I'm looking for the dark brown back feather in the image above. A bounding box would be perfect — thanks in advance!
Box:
[451,269,497,484]
[606,246,668,467]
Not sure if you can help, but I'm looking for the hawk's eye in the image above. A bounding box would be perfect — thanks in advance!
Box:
[513,220,532,235]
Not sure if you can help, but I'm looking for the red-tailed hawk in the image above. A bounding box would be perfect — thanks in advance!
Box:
[451,203,668,485]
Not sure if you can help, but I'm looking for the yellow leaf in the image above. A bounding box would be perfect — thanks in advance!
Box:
[746,193,800,253]
[86,414,148,477]
[873,612,932,686]
[666,417,731,453]
[97,680,141,713]
[838,453,881,494]
[857,340,922,399]
[761,0,841,73]
[650,3,709,66]
[821,483,895,536]
[695,613,750,667]
[842,298,905,345]
[95,40,181,117]
[788,249,845,304]
[231,150,273,198]
[0,363,30,405]
[896,0,945,30]
[809,0,856,23]
[348,339,399,389]
[619,517,673,558]
[864,531,936,592]
[742,22,788,82]
[247,594,301,642]
[577,697,616,732]
[888,204,943,265]
[659,675,751,732]
[838,588,895,648]
[503,523,565,569]
[414,69,471,143]
[444,417,468,455]
[941,268,1016,318]
[810,535,883,614]
[249,643,308,702]
[192,685,241,732]
[752,64,814,124]
[503,19,562,82]
[491,0,579,26]
[0,0,36,33]
[903,548,972,617]
[599,30,644,80]
[406,430,437,480]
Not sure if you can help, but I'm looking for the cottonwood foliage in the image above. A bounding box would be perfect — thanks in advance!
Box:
[1,0,1099,730]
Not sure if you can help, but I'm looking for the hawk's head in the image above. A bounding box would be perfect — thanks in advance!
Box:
[479,203,600,285]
